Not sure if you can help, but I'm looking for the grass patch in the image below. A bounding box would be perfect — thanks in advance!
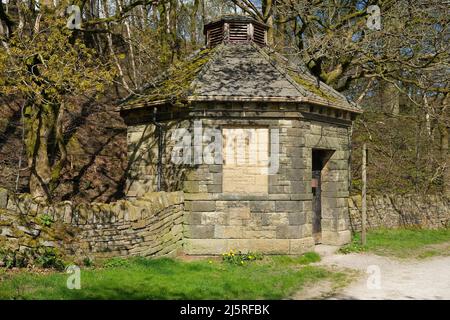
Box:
[269,252,321,266]
[339,228,450,258]
[0,252,346,300]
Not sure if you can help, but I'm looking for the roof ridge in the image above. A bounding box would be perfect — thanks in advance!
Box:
[256,44,361,111]
[285,63,353,104]
[255,44,338,106]
[118,48,205,106]
[279,52,361,110]
[250,42,310,98]
[190,44,225,96]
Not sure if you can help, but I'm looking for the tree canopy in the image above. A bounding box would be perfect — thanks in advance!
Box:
[0,0,448,201]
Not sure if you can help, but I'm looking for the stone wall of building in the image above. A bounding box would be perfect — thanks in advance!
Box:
[182,115,352,254]
[348,194,450,231]
[122,103,354,254]
[125,119,193,197]
[0,188,184,262]
[2,185,448,264]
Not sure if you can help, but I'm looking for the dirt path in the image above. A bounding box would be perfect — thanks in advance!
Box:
[295,246,450,300]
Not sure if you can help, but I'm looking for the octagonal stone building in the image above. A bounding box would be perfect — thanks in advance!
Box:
[119,15,362,255]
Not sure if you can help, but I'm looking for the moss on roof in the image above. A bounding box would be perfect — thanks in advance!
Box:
[124,47,214,106]
[287,71,339,103]
[121,43,360,113]
[261,48,340,104]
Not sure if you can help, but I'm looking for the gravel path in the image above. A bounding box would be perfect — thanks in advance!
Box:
[315,248,450,300]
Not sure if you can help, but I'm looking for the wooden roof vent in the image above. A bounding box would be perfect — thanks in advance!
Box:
[204,15,268,48]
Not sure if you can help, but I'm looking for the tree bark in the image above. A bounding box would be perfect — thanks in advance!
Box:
[381,81,400,115]
[117,0,138,89]
[439,95,449,197]
[25,104,54,200]
[190,0,200,47]
[262,0,273,46]
[102,0,132,92]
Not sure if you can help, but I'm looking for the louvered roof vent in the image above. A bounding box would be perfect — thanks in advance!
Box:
[204,15,268,48]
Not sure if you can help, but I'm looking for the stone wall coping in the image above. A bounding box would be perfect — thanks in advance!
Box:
[0,188,185,224]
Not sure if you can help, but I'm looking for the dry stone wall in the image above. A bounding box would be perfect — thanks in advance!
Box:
[0,188,184,262]
[348,194,450,231]
[2,184,448,264]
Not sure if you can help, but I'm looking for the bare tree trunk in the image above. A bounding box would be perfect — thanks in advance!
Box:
[276,15,286,50]
[362,143,367,245]
[263,0,273,45]
[139,4,147,29]
[102,0,131,92]
[190,0,200,47]
[439,96,449,196]
[117,0,138,89]
[26,104,54,200]
[381,81,400,115]
[169,0,178,61]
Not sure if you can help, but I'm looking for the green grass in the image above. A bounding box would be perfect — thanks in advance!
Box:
[0,252,346,300]
[339,228,450,258]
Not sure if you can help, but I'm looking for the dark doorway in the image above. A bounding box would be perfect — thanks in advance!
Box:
[312,149,334,244]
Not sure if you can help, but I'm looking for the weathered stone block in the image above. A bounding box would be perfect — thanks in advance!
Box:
[276,225,302,239]
[17,225,40,237]
[275,201,300,212]
[269,185,290,194]
[0,188,8,209]
[127,204,141,222]
[228,239,290,254]
[207,184,222,193]
[289,237,315,254]
[261,212,287,226]
[214,225,243,238]
[229,206,251,220]
[290,181,309,194]
[190,201,216,212]
[243,230,277,239]
[186,212,202,224]
[185,225,214,239]
[184,193,213,201]
[321,230,351,245]
[249,201,275,212]
[183,239,227,255]
[288,212,306,225]
[1,227,13,237]
[6,196,17,212]
[322,197,347,209]
[199,212,228,225]
[167,191,184,205]
[209,165,222,173]
[183,181,200,193]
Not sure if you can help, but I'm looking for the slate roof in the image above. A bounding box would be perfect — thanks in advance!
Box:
[120,42,362,114]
